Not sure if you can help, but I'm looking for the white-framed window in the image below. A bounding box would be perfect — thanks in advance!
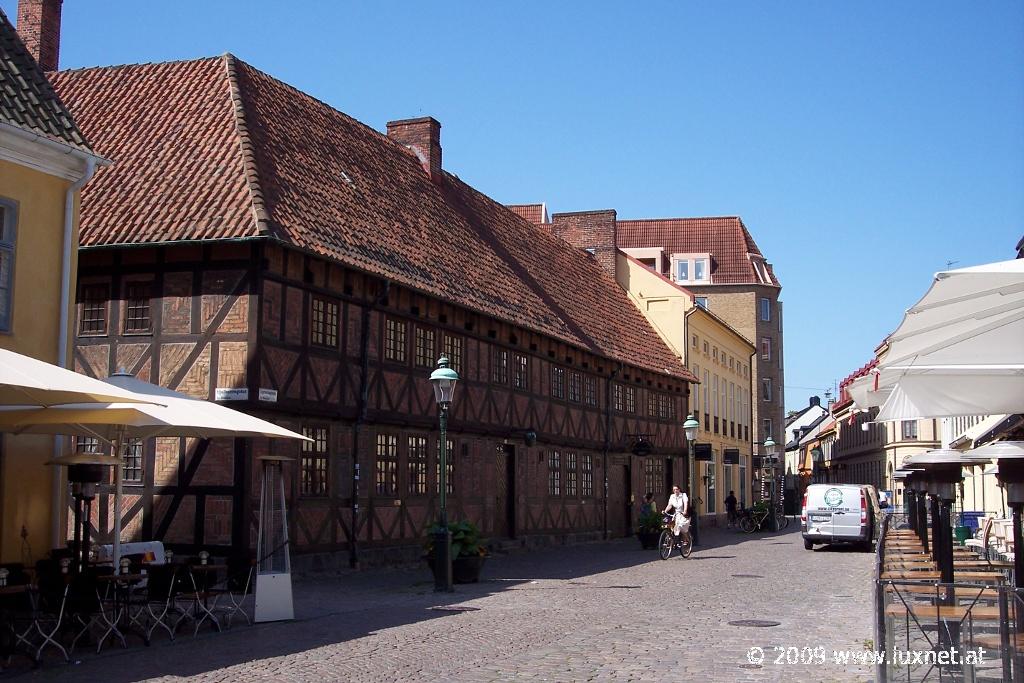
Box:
[761,377,772,401]
[695,296,708,309]
[762,418,773,439]
[760,297,771,322]
[0,200,15,332]
[901,420,918,440]
[672,253,711,284]
[761,337,772,361]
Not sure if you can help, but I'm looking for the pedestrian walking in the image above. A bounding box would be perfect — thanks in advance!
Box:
[725,490,738,529]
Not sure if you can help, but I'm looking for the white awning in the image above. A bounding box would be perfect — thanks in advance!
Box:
[850,259,1024,420]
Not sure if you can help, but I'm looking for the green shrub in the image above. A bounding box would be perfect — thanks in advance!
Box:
[425,519,487,558]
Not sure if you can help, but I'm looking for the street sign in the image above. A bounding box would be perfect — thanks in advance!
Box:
[693,443,713,461]
[723,448,740,464]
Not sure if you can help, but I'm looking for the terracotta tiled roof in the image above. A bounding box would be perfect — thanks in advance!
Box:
[0,9,91,153]
[506,203,547,224]
[617,216,779,286]
[833,358,879,410]
[51,55,694,382]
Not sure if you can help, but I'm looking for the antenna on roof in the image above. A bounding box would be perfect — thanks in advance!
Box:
[945,260,959,269]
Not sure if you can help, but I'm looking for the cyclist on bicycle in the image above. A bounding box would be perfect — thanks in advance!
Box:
[662,485,691,545]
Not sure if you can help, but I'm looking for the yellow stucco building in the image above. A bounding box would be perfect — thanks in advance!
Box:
[617,251,755,524]
[0,7,103,563]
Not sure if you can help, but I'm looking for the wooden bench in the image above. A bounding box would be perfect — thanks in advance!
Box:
[884,604,1003,621]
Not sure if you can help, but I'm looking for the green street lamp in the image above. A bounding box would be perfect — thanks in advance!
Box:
[430,354,459,592]
[763,437,778,530]
[683,414,700,545]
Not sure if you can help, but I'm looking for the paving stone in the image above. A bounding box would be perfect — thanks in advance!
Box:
[13,525,874,682]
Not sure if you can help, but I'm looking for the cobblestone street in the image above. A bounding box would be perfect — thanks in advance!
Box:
[14,525,875,683]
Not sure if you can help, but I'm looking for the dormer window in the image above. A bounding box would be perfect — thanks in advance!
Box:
[671,253,711,284]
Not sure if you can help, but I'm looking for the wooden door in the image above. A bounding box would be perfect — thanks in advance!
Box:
[494,449,509,538]
[608,463,630,537]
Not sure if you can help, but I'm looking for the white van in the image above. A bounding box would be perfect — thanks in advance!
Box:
[801,484,880,551]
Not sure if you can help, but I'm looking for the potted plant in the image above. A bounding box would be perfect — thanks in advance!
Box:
[424,520,488,583]
[636,509,663,549]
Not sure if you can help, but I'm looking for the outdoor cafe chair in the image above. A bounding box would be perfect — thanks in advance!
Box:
[175,561,223,637]
[210,554,255,629]
[131,563,181,642]
[68,568,126,654]
[10,560,70,666]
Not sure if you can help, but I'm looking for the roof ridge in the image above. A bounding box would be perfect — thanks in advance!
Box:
[221,53,274,238]
[618,215,741,223]
[53,54,225,76]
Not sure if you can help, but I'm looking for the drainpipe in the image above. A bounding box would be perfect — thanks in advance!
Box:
[51,155,98,548]
[349,280,390,568]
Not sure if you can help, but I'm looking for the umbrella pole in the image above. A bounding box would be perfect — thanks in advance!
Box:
[112,427,125,570]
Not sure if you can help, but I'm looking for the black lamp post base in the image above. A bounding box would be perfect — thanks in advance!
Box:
[433,528,453,592]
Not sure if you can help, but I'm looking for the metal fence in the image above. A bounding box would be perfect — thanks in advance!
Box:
[875,512,1022,682]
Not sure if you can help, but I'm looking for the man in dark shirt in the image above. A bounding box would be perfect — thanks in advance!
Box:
[725,490,738,529]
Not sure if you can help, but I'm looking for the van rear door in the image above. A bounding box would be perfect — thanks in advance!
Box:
[828,486,862,540]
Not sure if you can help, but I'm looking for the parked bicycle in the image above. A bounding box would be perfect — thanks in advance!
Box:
[658,514,692,559]
[737,506,789,533]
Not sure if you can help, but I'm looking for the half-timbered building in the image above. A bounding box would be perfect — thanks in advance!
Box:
[52,55,696,568]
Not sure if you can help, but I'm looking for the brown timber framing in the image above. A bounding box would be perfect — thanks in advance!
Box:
[73,239,692,562]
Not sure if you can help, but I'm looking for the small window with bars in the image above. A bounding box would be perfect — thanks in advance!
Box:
[584,376,597,406]
[624,386,636,413]
[414,327,436,367]
[581,454,593,497]
[643,458,655,494]
[300,426,330,496]
[514,354,528,390]
[551,366,566,399]
[548,451,561,496]
[79,284,109,336]
[613,384,624,411]
[384,317,408,362]
[123,438,144,484]
[568,372,581,402]
[408,436,427,495]
[311,296,339,348]
[443,335,463,373]
[648,392,658,417]
[653,459,665,494]
[493,349,509,384]
[123,282,152,334]
[435,438,455,495]
[565,452,577,497]
[375,434,398,496]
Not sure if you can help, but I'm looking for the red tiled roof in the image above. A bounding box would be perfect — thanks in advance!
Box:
[51,55,694,382]
[833,358,879,410]
[0,9,92,154]
[617,217,779,286]
[506,203,547,224]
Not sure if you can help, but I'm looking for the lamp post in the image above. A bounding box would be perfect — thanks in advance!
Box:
[683,414,699,546]
[763,437,777,531]
[430,354,459,592]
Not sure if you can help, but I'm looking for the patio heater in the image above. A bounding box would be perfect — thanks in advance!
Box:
[48,452,117,574]
[964,442,1024,590]
[892,469,916,530]
[903,458,930,554]
[915,451,970,585]
[255,454,294,622]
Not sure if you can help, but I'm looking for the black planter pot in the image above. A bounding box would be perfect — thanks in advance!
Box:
[426,554,487,584]
[636,531,660,550]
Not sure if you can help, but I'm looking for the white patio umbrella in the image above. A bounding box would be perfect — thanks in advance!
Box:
[0,347,156,407]
[0,372,309,566]
[849,259,1024,420]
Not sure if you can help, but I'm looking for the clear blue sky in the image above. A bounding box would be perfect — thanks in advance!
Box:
[6,1,1022,411]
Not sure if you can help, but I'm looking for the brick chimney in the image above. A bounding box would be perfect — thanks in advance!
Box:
[17,0,62,72]
[386,117,442,179]
[549,210,618,278]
